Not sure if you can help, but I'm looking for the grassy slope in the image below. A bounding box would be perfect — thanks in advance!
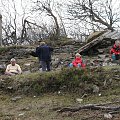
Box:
[0,45,120,120]
[0,66,120,120]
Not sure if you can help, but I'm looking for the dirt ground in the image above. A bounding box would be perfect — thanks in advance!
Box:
[0,91,120,120]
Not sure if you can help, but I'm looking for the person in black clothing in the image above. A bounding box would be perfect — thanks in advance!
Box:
[36,42,53,71]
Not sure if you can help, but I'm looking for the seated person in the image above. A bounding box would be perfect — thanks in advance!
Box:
[5,58,22,76]
[69,53,86,68]
[110,40,120,60]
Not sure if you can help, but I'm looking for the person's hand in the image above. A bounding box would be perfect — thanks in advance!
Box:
[109,55,112,61]
[9,72,16,76]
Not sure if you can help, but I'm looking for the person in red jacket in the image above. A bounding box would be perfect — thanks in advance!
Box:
[69,53,86,68]
[110,40,120,60]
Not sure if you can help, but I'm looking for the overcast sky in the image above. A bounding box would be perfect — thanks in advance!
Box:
[1,0,120,39]
[0,0,70,36]
[1,0,120,25]
[0,0,67,25]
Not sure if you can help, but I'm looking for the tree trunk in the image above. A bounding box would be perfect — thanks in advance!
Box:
[42,5,60,40]
[0,14,2,46]
[20,19,27,44]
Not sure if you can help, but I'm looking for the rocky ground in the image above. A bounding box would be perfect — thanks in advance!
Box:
[0,43,119,74]
[0,43,120,120]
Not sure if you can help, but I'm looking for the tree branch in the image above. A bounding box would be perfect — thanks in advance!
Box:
[55,101,120,113]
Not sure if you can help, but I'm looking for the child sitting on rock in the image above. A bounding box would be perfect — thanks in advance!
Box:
[69,53,86,68]
[110,40,120,60]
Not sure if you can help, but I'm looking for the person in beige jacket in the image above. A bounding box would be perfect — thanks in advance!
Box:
[5,58,22,76]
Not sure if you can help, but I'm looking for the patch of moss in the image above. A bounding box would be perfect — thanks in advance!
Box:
[0,46,9,54]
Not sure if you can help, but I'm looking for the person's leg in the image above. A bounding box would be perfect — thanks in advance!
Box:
[118,54,120,60]
[111,54,116,60]
[5,72,15,76]
[115,54,119,60]
[46,61,51,71]
[40,61,47,71]
[77,63,81,68]
[69,63,73,67]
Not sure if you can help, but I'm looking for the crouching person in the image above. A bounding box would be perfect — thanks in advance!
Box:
[69,53,86,68]
[5,58,22,76]
[110,40,120,61]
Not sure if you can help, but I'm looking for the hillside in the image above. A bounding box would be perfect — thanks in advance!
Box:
[0,44,120,120]
[0,67,120,120]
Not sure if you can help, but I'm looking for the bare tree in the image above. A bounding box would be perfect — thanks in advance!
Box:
[32,0,61,40]
[20,19,49,44]
[0,14,2,46]
[1,0,33,45]
[54,2,67,37]
[2,0,18,44]
[67,0,120,31]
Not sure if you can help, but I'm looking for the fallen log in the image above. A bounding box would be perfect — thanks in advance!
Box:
[57,101,120,113]
[75,30,118,55]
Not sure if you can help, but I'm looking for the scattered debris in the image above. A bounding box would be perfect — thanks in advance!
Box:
[98,93,101,96]
[11,96,22,102]
[18,112,25,116]
[76,98,83,103]
[104,113,113,119]
[93,85,100,93]
[7,86,13,90]
[19,107,31,111]
[81,94,87,98]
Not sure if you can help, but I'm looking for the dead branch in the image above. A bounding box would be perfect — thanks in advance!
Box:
[109,111,120,114]
[56,101,120,113]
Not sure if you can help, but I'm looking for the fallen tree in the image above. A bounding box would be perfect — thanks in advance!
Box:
[56,101,120,113]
